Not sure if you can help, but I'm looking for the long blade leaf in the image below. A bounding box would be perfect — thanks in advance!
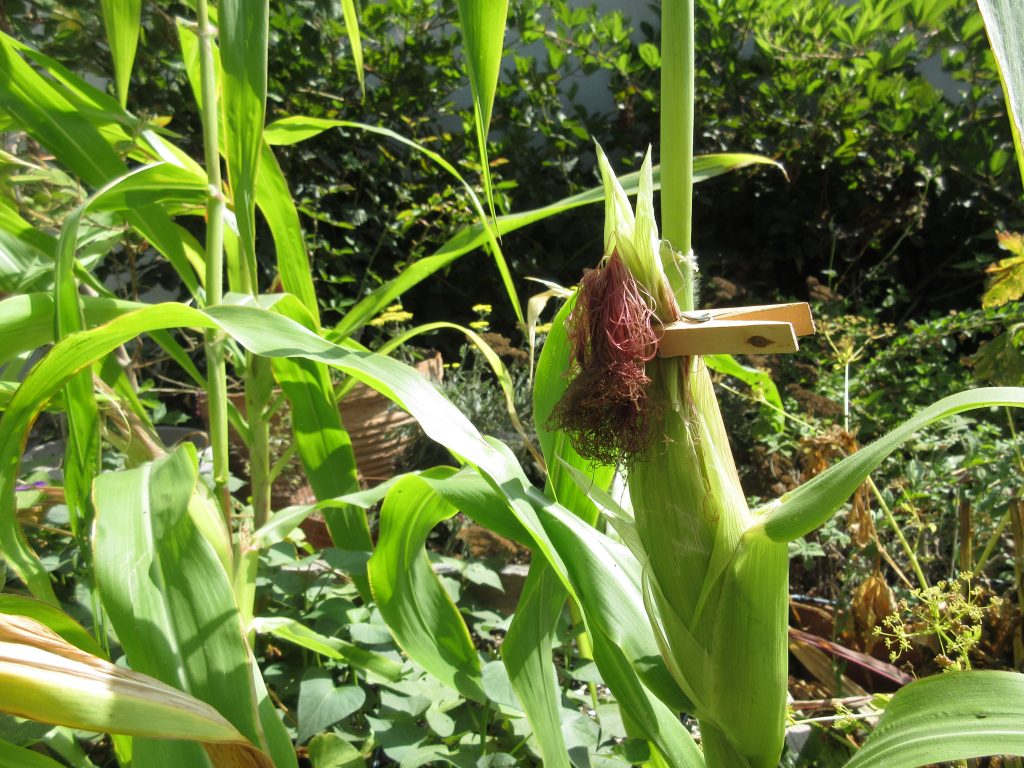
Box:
[844,670,1024,766]
[100,0,142,108]
[760,388,1024,541]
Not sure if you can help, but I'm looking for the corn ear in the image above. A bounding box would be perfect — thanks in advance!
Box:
[591,151,788,768]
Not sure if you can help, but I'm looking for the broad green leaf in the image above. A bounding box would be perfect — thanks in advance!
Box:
[0,293,141,366]
[100,0,142,107]
[501,562,570,768]
[979,0,1024,190]
[340,0,364,97]
[297,669,366,745]
[0,737,64,768]
[308,733,366,768]
[220,0,269,292]
[760,387,1024,541]
[844,670,1024,766]
[455,0,509,221]
[0,614,272,767]
[250,617,402,681]
[93,446,292,767]
[367,470,486,703]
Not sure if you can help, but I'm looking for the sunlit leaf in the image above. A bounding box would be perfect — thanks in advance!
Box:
[844,671,1024,767]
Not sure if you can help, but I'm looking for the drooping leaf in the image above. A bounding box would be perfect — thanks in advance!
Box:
[0,614,273,767]
[367,470,486,703]
[0,595,104,658]
[250,617,402,681]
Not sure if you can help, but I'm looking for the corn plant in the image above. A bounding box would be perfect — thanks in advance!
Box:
[0,1,777,764]
[352,1,1024,767]
[1,1,1023,767]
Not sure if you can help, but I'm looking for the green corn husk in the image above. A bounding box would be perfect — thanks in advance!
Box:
[561,147,788,768]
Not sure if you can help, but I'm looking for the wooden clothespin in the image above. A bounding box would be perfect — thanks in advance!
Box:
[656,302,815,358]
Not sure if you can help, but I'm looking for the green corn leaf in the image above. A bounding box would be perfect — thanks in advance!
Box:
[250,617,402,682]
[340,0,364,97]
[0,613,273,767]
[220,0,269,292]
[257,143,319,319]
[0,737,65,768]
[266,116,523,327]
[0,293,203,390]
[978,0,1024,191]
[704,354,784,432]
[759,387,1024,542]
[367,470,487,703]
[369,320,540,464]
[100,0,142,108]
[93,445,295,768]
[0,293,136,364]
[0,595,104,658]
[0,200,56,293]
[533,296,616,523]
[501,561,571,768]
[0,34,205,298]
[455,0,509,223]
[844,670,1024,766]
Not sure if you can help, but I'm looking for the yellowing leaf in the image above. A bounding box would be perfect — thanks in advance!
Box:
[983,231,1024,307]
[0,614,273,768]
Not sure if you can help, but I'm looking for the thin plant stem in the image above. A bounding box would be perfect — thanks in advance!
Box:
[970,410,1021,575]
[196,0,231,528]
[659,0,696,312]
[975,505,1012,575]
[868,476,930,591]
